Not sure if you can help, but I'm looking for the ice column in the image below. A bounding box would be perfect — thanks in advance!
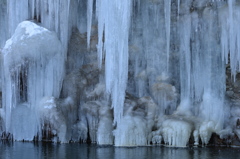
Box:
[0,0,8,48]
[177,0,180,17]
[2,21,64,140]
[164,0,171,71]
[97,0,132,124]
[179,14,191,102]
[220,0,240,79]
[199,6,225,130]
[96,0,105,69]
[87,0,93,49]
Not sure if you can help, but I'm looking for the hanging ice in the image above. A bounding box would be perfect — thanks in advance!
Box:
[162,119,193,147]
[164,0,171,71]
[2,21,64,141]
[177,0,180,17]
[87,0,93,49]
[96,0,132,125]
[219,0,240,79]
[0,0,240,147]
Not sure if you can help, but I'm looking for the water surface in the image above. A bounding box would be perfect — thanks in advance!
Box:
[1,142,240,159]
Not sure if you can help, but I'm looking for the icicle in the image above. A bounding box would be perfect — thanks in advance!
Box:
[96,0,105,69]
[0,0,7,48]
[53,0,59,33]
[35,0,40,22]
[219,0,240,80]
[30,0,35,19]
[164,0,171,71]
[87,0,93,49]
[179,14,191,101]
[97,0,132,125]
[228,0,240,79]
[177,0,180,17]
[228,0,235,77]
[7,0,29,36]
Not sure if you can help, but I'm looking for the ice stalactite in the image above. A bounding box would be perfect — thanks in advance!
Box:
[179,14,191,103]
[174,3,226,146]
[1,0,240,147]
[34,0,71,54]
[96,0,132,125]
[0,0,7,48]
[132,0,177,116]
[7,0,29,37]
[220,0,240,79]
[96,0,105,69]
[164,0,171,71]
[87,0,93,49]
[179,4,226,120]
[197,6,225,127]
[177,0,180,17]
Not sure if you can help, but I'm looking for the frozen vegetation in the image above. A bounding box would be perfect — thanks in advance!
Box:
[0,0,240,147]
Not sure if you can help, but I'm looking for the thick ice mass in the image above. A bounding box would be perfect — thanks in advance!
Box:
[96,0,132,125]
[0,0,240,147]
[1,21,64,142]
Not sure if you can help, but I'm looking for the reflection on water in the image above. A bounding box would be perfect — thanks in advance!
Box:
[0,141,240,159]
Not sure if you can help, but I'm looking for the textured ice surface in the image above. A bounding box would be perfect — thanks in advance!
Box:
[96,0,132,125]
[162,119,193,147]
[11,103,38,141]
[114,115,147,146]
[2,21,64,141]
[0,0,240,147]
[39,96,71,143]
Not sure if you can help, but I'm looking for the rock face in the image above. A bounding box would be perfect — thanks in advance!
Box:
[1,0,240,147]
[225,65,240,146]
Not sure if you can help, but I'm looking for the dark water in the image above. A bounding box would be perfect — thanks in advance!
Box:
[0,142,240,159]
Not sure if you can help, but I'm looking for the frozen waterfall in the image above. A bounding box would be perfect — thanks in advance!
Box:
[2,21,64,141]
[0,0,240,147]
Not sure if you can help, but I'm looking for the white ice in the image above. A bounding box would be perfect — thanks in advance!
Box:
[0,0,239,147]
[2,21,64,141]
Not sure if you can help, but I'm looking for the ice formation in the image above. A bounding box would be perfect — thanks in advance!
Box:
[2,21,64,141]
[96,0,132,125]
[162,119,193,147]
[219,1,240,79]
[1,0,240,147]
